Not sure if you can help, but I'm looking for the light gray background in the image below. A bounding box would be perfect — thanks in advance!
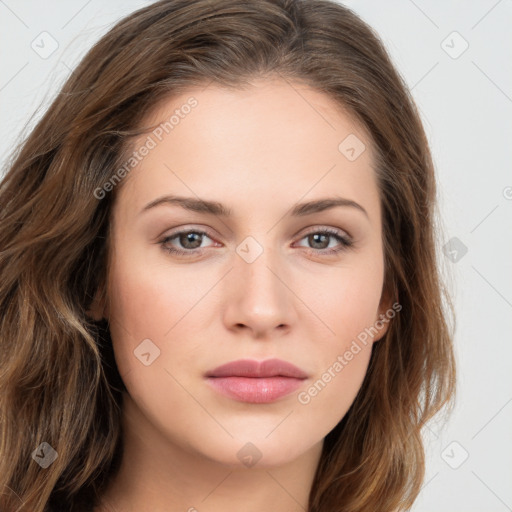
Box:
[1,1,511,510]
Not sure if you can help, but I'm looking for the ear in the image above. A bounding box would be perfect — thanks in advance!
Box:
[85,280,109,321]
[372,282,398,342]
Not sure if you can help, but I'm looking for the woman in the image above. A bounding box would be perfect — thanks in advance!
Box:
[0,0,456,511]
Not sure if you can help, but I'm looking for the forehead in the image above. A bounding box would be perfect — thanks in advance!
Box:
[138,77,373,158]
[114,78,379,222]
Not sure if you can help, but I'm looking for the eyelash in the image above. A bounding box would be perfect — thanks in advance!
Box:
[159,227,353,257]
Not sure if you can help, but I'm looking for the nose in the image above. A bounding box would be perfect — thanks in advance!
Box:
[222,243,297,339]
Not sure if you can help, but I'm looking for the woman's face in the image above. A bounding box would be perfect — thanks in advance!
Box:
[98,77,391,468]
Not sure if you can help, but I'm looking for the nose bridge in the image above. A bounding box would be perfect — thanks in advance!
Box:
[224,233,295,334]
[237,238,284,306]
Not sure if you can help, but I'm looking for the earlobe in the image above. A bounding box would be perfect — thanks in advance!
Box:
[373,283,398,342]
[372,312,390,342]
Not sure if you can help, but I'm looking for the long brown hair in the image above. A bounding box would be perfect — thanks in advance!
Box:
[0,1,456,510]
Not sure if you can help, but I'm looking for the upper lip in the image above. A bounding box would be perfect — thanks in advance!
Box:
[205,358,308,379]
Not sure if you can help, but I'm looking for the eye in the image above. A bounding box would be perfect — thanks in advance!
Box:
[294,227,353,255]
[159,229,217,256]
[159,226,353,258]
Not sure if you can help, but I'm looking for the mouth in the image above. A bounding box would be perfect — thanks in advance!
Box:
[205,358,308,404]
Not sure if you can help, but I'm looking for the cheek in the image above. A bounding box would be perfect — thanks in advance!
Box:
[107,226,210,333]
[302,252,385,348]
[293,256,383,415]
[108,266,170,344]
[106,256,204,433]
[295,341,372,442]
[105,245,197,378]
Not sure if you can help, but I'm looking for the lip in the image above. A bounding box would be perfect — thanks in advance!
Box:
[205,358,308,404]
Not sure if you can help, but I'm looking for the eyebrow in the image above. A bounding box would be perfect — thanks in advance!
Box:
[140,194,368,218]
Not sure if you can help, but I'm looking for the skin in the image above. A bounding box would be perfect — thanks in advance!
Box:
[89,76,391,512]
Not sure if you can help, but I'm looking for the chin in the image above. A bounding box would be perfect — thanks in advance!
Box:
[193,434,316,470]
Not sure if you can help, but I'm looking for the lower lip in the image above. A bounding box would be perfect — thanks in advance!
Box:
[206,376,304,403]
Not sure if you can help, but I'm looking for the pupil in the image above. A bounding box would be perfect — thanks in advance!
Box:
[181,232,201,249]
[310,233,328,249]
